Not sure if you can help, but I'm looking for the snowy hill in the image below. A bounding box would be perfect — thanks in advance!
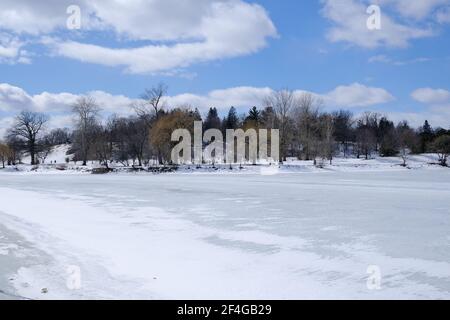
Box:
[21,145,73,165]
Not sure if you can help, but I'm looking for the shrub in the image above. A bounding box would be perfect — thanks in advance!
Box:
[432,135,450,166]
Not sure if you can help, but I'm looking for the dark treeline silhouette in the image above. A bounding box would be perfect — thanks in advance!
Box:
[1,85,450,168]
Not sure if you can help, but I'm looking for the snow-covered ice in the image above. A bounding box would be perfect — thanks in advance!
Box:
[0,167,449,299]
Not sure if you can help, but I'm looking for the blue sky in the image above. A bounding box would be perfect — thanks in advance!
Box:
[1,0,450,134]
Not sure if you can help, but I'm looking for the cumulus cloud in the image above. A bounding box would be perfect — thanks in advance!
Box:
[321,0,435,48]
[378,0,450,20]
[0,117,14,140]
[52,1,276,73]
[0,82,395,118]
[0,40,20,60]
[0,83,136,115]
[0,0,277,74]
[0,33,30,64]
[2,82,448,136]
[324,83,395,107]
[404,88,450,128]
[411,88,450,104]
[383,110,450,128]
[0,0,72,34]
[0,83,81,113]
[0,83,34,111]
[166,87,274,112]
[169,84,395,111]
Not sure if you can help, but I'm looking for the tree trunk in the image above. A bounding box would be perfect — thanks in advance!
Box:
[158,150,163,165]
[30,145,35,165]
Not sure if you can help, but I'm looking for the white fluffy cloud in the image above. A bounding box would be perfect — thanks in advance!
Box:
[0,117,14,140]
[0,0,277,74]
[166,87,274,112]
[0,83,136,115]
[324,83,395,107]
[0,39,20,60]
[0,33,30,64]
[0,82,394,117]
[0,0,72,34]
[321,0,438,48]
[1,83,448,136]
[405,88,450,128]
[384,110,450,128]
[378,0,450,20]
[168,83,395,111]
[53,1,276,73]
[0,83,142,138]
[411,88,450,104]
[0,83,34,111]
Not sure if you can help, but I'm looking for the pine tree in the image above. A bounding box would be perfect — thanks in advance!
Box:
[244,106,262,131]
[204,107,222,131]
[247,106,261,123]
[225,106,239,129]
[193,108,202,122]
[420,120,434,153]
[261,106,277,129]
[379,117,398,157]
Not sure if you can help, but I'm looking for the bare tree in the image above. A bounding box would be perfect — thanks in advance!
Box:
[8,111,48,165]
[45,128,71,145]
[291,93,323,161]
[5,136,23,165]
[332,110,354,157]
[72,96,101,166]
[396,121,416,166]
[133,83,168,164]
[355,113,378,160]
[264,89,296,162]
[0,143,12,168]
[134,82,168,124]
[37,139,53,164]
[92,123,112,168]
[432,135,450,166]
[109,116,150,167]
[319,113,335,165]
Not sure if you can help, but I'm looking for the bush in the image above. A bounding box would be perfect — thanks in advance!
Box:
[432,135,450,166]
[92,167,114,174]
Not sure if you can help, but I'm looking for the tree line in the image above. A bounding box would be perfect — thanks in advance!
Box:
[1,84,450,168]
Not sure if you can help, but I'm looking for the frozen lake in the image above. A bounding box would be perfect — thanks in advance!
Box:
[1,169,450,299]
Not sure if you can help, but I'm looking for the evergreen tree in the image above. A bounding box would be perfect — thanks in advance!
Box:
[193,108,202,122]
[204,107,222,131]
[225,106,239,129]
[423,120,432,134]
[332,110,354,157]
[244,106,262,130]
[247,106,261,123]
[379,117,398,157]
[419,120,434,153]
[261,106,277,129]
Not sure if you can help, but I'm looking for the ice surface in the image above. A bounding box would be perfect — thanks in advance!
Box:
[0,168,449,299]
